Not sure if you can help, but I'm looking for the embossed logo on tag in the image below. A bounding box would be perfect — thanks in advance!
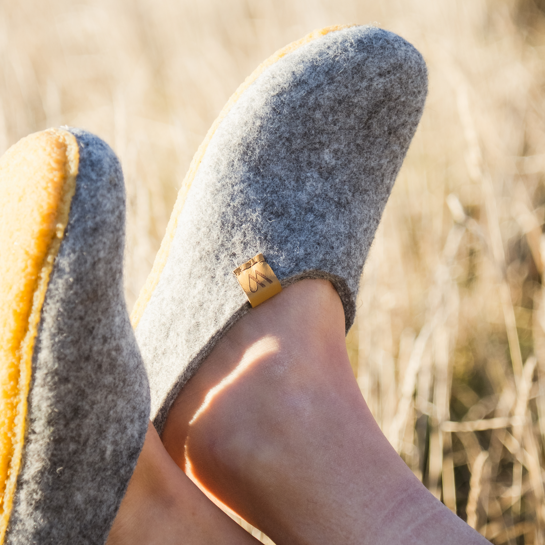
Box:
[233,253,282,307]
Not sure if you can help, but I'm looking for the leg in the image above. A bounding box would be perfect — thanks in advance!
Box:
[107,423,261,545]
[162,280,489,545]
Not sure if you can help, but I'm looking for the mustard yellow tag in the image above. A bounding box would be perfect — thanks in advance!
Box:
[233,253,282,307]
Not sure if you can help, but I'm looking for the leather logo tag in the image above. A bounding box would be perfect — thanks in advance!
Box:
[233,253,282,307]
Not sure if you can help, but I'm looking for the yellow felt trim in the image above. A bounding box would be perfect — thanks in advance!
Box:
[130,24,355,327]
[0,128,79,543]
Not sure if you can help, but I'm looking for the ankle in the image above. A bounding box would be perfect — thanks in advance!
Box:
[163,282,375,532]
[162,280,351,465]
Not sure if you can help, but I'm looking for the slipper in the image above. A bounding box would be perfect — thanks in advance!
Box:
[131,25,428,432]
[0,128,150,544]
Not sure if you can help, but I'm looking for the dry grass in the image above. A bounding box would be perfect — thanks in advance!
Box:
[1,0,545,543]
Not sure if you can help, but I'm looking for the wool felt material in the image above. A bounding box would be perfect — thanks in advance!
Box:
[0,128,150,545]
[132,25,428,432]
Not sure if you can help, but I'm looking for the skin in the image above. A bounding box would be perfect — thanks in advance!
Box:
[161,279,491,545]
[110,279,491,544]
[106,423,261,545]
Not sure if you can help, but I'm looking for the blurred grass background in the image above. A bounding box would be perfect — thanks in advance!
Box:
[1,0,545,543]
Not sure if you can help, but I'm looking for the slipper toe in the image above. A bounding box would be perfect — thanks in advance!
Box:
[132,25,428,431]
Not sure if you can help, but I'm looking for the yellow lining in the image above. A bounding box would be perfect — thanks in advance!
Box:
[130,24,355,326]
[0,129,79,542]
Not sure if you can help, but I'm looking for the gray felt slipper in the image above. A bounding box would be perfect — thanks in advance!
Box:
[0,128,150,544]
[131,25,428,432]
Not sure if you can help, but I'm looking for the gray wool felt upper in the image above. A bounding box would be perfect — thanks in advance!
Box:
[5,129,150,545]
[135,26,428,432]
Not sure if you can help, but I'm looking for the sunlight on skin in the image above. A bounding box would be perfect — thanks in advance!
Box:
[181,337,283,527]
[185,456,244,522]
[182,335,283,515]
[188,336,281,426]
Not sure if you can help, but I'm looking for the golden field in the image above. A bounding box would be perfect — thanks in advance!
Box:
[1,0,544,543]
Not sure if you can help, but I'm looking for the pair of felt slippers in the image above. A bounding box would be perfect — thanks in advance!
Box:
[0,25,427,544]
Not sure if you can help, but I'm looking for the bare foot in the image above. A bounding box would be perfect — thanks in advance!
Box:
[107,423,261,545]
[162,279,490,545]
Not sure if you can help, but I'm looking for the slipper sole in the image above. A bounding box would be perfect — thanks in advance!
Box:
[0,129,79,542]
